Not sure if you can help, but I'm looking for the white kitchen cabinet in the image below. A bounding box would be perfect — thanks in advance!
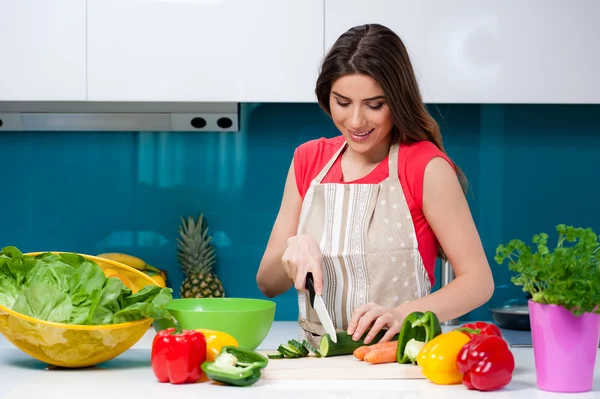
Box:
[0,1,87,101]
[87,0,324,103]
[325,0,600,104]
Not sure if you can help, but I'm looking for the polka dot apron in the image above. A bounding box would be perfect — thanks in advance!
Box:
[296,141,432,345]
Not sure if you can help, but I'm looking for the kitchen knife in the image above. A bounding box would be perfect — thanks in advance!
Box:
[305,272,337,343]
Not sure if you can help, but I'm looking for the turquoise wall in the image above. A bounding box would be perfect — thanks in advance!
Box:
[1,102,599,322]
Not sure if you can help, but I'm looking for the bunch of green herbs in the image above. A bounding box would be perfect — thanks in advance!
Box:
[495,224,600,316]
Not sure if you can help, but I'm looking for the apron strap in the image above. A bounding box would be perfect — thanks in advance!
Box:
[386,142,400,183]
[313,141,347,184]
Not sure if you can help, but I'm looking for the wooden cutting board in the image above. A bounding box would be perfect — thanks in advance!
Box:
[258,351,425,380]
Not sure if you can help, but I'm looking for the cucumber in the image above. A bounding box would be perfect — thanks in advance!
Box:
[302,340,321,357]
[277,344,301,358]
[319,330,399,357]
[288,339,309,356]
[283,342,305,357]
[268,353,284,359]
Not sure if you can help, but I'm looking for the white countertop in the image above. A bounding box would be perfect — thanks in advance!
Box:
[0,321,599,399]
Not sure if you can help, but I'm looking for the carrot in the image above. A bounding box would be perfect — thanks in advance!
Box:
[364,342,399,364]
[353,345,372,360]
[353,340,398,361]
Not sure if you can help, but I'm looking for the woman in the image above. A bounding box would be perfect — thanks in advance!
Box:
[256,23,494,345]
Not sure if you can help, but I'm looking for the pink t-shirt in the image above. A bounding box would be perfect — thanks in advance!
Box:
[293,135,456,287]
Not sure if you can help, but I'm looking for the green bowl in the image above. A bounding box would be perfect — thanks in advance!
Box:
[153,297,276,350]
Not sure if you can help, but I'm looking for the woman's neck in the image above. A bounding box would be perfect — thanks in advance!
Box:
[344,137,392,167]
[339,137,393,182]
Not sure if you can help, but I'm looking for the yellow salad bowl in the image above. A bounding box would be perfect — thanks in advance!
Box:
[0,252,159,368]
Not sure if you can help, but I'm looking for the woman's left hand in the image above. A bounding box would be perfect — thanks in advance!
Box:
[346,302,406,344]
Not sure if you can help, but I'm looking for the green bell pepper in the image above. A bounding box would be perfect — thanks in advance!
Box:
[396,311,442,364]
[201,346,269,387]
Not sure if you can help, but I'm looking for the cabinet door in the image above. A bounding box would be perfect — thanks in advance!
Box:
[325,0,600,104]
[0,1,87,101]
[87,0,324,103]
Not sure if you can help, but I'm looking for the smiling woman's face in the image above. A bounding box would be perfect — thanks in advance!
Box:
[329,73,394,158]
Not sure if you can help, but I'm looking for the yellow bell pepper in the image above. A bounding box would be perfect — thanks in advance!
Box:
[193,329,239,362]
[416,330,471,385]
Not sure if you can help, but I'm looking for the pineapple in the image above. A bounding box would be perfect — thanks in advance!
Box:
[177,214,225,298]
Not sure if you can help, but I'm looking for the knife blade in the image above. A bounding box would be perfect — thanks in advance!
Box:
[305,272,337,343]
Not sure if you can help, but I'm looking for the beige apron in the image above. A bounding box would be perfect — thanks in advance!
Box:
[297,141,432,345]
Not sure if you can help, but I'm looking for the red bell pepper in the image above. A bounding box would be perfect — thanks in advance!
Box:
[151,326,207,384]
[456,334,515,391]
[455,321,502,339]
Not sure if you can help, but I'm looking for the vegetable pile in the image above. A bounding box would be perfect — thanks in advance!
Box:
[410,321,514,392]
[271,311,515,392]
[271,328,400,360]
[152,326,268,387]
[150,309,515,390]
[0,246,173,325]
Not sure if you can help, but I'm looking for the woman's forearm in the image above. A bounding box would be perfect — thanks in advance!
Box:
[256,244,293,298]
[256,161,302,299]
[397,270,494,323]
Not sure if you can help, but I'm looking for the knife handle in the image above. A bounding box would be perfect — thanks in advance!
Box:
[305,272,316,308]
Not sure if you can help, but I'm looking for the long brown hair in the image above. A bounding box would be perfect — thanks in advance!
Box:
[315,23,468,194]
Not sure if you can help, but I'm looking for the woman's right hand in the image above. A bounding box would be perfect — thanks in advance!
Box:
[281,234,324,295]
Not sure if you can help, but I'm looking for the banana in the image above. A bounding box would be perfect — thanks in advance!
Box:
[103,267,119,278]
[146,264,167,279]
[96,252,161,273]
[96,253,145,268]
[102,267,134,288]
[97,253,168,288]
[144,268,168,280]
[151,275,166,288]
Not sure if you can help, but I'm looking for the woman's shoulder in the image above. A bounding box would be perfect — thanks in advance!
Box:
[295,135,345,157]
[400,139,446,158]
[398,140,456,210]
[293,135,345,176]
[399,140,455,172]
[293,135,345,197]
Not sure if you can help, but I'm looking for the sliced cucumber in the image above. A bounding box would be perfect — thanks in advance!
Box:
[283,343,304,357]
[277,344,302,358]
[274,337,329,359]
[319,330,398,357]
[288,339,309,356]
[302,339,321,357]
[268,353,284,359]
[277,344,299,358]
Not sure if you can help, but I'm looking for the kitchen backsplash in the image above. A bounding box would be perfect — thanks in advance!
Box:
[1,102,599,322]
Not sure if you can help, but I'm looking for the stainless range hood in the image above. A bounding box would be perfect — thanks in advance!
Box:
[0,102,239,132]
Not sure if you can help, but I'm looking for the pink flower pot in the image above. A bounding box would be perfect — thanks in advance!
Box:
[529,299,600,392]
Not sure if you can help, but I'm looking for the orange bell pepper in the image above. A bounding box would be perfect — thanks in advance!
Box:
[416,330,471,385]
[194,329,239,362]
